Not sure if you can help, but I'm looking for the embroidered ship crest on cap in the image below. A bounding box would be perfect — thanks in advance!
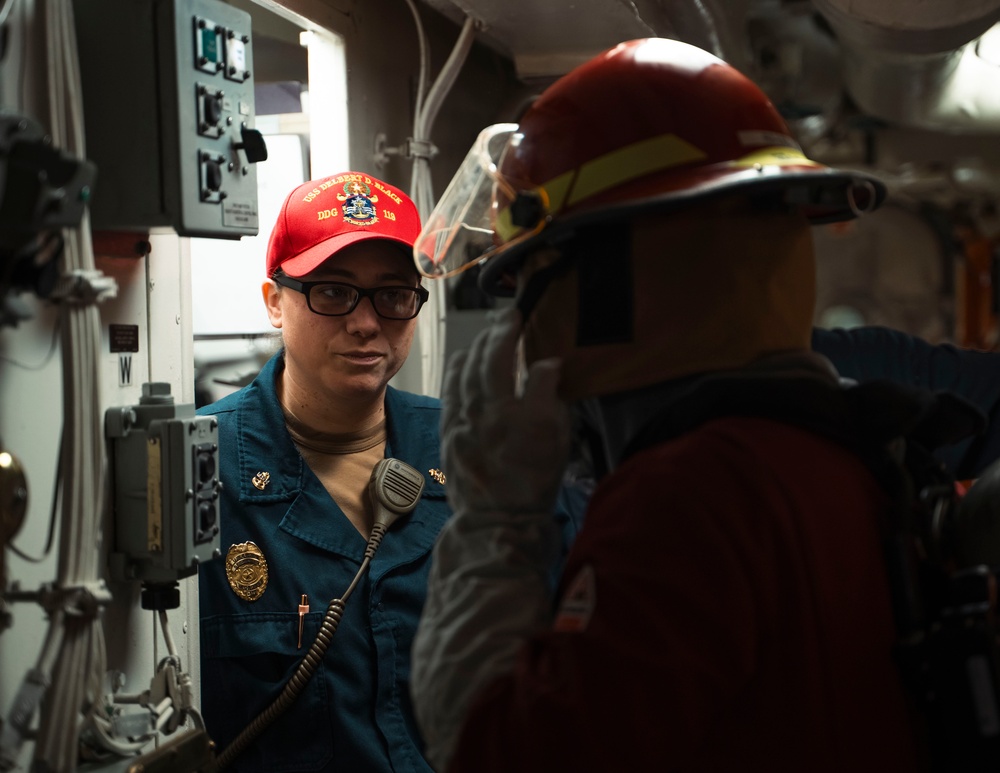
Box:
[338,180,378,226]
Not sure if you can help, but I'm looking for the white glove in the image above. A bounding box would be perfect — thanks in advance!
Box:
[411,307,573,772]
[441,306,572,516]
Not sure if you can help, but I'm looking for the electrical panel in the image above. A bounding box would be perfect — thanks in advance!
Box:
[106,382,221,584]
[73,0,265,239]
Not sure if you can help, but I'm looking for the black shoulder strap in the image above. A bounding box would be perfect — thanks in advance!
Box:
[621,375,985,468]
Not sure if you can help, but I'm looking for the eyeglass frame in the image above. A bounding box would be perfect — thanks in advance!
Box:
[271,273,430,320]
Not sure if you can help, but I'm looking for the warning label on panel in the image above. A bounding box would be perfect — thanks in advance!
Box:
[223,200,258,229]
[109,324,139,353]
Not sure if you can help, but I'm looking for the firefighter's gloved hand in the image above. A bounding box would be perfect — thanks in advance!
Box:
[413,307,572,772]
[440,306,572,517]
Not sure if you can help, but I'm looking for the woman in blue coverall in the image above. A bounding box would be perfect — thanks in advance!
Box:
[195,170,580,773]
[196,171,447,773]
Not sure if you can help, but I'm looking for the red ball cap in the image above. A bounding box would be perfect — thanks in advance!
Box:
[266,172,421,278]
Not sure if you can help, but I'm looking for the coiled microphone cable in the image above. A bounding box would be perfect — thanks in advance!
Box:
[216,458,426,769]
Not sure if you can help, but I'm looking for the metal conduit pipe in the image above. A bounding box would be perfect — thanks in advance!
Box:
[814,0,1000,133]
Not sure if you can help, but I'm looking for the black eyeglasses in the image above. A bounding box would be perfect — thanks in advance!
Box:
[273,275,429,320]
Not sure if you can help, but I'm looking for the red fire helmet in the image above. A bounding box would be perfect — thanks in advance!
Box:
[414,38,885,293]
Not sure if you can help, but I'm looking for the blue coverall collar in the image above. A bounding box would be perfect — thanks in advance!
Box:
[232,351,448,568]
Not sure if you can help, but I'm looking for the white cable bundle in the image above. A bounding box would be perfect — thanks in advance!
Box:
[404,2,477,398]
[31,0,110,769]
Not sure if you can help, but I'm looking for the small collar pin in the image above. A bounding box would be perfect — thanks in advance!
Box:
[429,468,446,485]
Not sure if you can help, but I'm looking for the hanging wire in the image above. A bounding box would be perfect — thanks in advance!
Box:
[0,310,61,370]
[7,426,64,562]
[402,1,478,397]
[29,0,111,768]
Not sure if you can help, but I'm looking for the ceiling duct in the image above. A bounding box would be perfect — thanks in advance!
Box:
[744,8,844,145]
[814,0,1000,133]
[625,0,752,70]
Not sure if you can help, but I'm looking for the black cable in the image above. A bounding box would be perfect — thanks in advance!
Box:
[0,310,60,370]
[7,423,63,562]
[215,536,381,770]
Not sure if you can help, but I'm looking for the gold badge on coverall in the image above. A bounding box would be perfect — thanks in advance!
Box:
[225,541,269,601]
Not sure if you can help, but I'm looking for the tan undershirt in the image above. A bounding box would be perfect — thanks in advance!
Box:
[284,409,387,537]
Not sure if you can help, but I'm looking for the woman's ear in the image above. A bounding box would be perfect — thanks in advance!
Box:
[262,279,283,329]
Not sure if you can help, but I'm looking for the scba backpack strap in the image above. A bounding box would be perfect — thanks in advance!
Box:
[883,428,1000,773]
[622,375,999,771]
[914,454,1000,772]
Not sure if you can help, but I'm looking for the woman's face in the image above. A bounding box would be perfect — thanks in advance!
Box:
[263,240,422,405]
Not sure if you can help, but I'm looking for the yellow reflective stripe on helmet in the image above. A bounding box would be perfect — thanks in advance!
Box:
[540,169,576,216]
[495,133,708,244]
[566,133,707,206]
[494,204,518,243]
[729,146,822,168]
[494,169,575,244]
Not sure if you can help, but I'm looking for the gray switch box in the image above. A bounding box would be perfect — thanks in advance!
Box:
[106,382,221,583]
[73,0,262,238]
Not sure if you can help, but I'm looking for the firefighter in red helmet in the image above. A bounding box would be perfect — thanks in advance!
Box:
[410,39,938,773]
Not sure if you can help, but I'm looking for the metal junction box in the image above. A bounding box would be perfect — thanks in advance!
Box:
[106,382,221,583]
[73,0,263,238]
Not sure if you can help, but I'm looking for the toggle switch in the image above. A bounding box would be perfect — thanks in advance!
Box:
[233,125,267,164]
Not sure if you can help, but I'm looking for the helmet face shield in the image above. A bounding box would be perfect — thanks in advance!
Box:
[414,123,521,279]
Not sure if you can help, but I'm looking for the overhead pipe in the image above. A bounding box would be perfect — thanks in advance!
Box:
[624,0,753,72]
[814,0,1000,133]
